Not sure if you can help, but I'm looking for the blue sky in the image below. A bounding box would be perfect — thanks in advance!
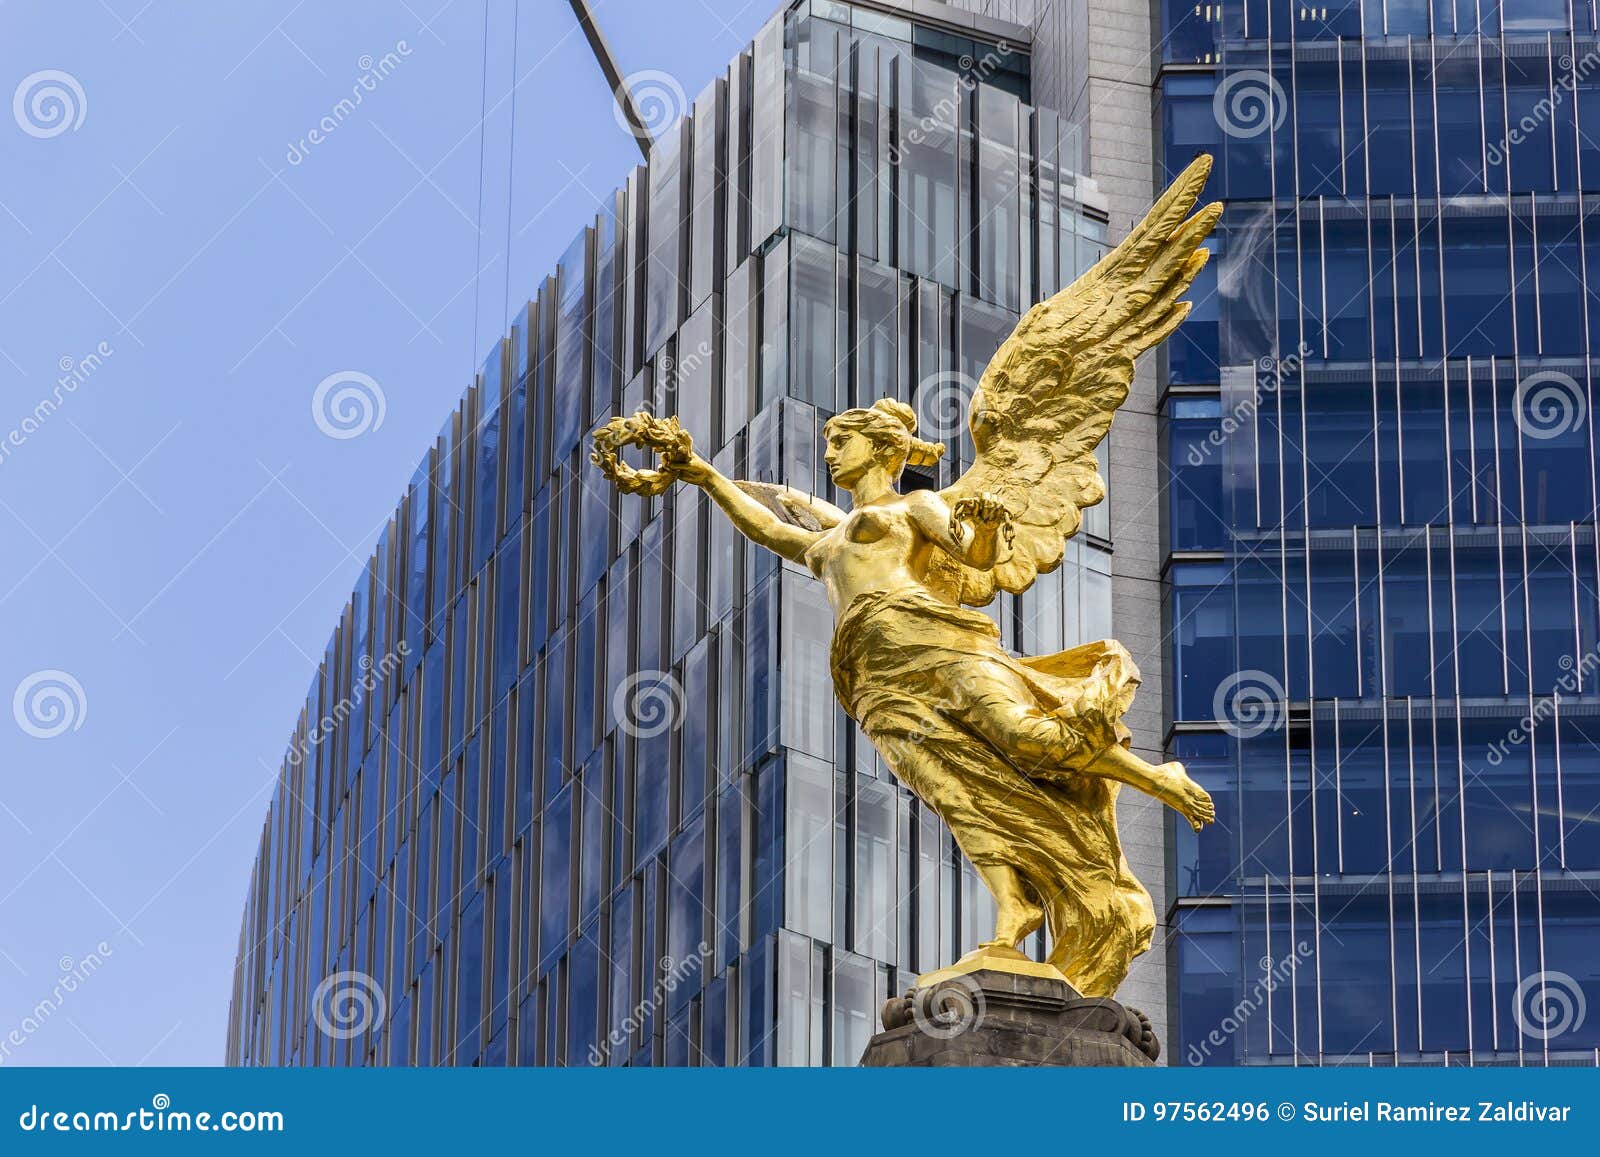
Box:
[0,0,772,1066]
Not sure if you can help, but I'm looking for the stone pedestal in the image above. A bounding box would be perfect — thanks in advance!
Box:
[860,967,1160,1067]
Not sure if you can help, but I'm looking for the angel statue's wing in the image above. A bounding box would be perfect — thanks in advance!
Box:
[734,481,847,533]
[927,153,1221,607]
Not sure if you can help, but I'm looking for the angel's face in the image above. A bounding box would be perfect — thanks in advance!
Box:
[823,425,876,488]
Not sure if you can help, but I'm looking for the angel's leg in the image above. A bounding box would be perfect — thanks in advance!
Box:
[956,693,1090,774]
[956,691,1214,830]
[975,863,1044,949]
[1084,745,1215,831]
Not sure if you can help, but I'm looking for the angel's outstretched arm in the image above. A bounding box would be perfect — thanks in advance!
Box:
[679,454,819,565]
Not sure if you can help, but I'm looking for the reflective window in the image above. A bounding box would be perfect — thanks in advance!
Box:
[789,237,837,409]
[1172,733,1237,895]
[901,59,959,287]
[1167,397,1226,551]
[645,133,683,357]
[1172,563,1236,720]
[791,17,839,243]
[1174,906,1239,1066]
[539,786,571,970]
[1163,0,1219,63]
[455,891,484,1063]
[548,235,587,464]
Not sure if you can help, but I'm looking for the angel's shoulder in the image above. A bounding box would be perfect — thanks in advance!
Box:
[900,487,949,514]
[891,487,935,523]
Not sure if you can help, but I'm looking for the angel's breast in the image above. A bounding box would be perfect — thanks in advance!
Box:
[843,508,896,544]
[812,508,915,576]
[802,527,837,576]
[809,509,921,593]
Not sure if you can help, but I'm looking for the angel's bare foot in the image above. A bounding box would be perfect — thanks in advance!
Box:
[1157,762,1215,831]
[986,895,1044,948]
[1087,746,1215,830]
[977,864,1044,948]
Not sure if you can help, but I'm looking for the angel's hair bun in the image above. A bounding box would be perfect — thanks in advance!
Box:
[869,398,946,469]
[869,398,918,431]
[824,397,948,475]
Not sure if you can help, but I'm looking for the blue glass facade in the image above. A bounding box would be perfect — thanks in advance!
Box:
[227,0,1117,1067]
[1161,0,1600,1063]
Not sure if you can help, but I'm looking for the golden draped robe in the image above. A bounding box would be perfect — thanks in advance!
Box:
[828,586,1155,997]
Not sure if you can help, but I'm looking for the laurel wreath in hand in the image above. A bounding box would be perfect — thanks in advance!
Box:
[590,411,696,497]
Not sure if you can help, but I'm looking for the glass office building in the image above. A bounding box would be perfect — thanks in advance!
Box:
[1159,1,1600,1064]
[226,0,1117,1066]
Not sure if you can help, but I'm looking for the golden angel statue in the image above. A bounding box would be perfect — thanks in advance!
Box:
[593,155,1220,999]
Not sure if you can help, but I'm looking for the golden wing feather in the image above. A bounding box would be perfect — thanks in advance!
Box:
[930,153,1221,607]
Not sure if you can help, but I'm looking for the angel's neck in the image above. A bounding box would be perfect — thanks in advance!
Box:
[847,471,898,508]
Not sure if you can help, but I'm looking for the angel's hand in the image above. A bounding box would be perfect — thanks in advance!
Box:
[950,493,1016,547]
[674,451,715,486]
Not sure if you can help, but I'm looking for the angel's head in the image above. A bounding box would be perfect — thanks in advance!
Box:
[823,399,945,488]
